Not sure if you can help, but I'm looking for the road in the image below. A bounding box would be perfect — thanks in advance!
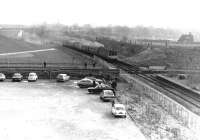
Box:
[0,80,146,140]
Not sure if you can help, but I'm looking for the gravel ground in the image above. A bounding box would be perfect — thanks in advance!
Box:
[0,80,146,140]
[117,82,199,140]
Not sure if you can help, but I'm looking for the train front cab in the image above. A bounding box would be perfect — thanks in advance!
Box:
[108,50,117,59]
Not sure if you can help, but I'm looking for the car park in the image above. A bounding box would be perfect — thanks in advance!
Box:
[0,73,6,81]
[28,72,38,82]
[100,89,116,102]
[77,78,97,88]
[12,73,23,82]
[111,100,126,118]
[88,83,113,94]
[56,74,70,82]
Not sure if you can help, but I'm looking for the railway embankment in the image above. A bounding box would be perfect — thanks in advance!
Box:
[120,73,200,137]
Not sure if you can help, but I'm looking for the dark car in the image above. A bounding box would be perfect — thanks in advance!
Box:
[100,89,116,102]
[88,83,114,94]
[12,73,23,82]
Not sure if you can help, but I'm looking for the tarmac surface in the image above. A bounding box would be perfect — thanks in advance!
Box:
[0,80,146,140]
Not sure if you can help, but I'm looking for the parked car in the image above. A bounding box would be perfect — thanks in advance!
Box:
[88,83,113,94]
[111,100,126,118]
[84,76,103,84]
[28,72,38,82]
[100,89,116,102]
[77,78,97,88]
[12,73,23,82]
[56,74,70,82]
[0,73,6,81]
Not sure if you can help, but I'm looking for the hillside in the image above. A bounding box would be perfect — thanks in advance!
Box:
[97,38,148,58]
[125,46,200,69]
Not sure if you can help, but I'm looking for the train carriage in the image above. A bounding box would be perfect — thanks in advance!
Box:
[63,38,117,60]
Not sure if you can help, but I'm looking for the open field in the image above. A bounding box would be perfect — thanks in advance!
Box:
[0,35,70,63]
[0,35,99,68]
[0,80,146,140]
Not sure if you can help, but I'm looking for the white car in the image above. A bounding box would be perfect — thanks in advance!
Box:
[0,73,6,81]
[28,72,38,82]
[56,74,70,82]
[77,78,96,88]
[111,102,126,118]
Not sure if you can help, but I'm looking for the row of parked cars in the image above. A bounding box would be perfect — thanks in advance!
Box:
[0,72,70,82]
[77,77,127,118]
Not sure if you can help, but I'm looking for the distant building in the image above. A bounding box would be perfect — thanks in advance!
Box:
[178,33,194,43]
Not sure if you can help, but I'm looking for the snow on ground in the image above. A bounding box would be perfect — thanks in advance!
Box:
[0,80,146,140]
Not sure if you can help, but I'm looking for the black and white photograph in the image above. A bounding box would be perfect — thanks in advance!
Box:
[0,0,199,139]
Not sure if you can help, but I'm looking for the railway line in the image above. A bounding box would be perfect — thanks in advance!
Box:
[61,41,200,114]
[111,59,200,115]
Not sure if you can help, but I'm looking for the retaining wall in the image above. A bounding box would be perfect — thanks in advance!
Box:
[121,73,200,132]
[93,56,116,69]
[0,67,119,80]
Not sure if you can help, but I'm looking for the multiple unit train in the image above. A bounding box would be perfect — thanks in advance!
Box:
[62,38,117,60]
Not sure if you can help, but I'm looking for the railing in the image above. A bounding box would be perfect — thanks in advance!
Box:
[0,62,93,69]
[0,63,120,79]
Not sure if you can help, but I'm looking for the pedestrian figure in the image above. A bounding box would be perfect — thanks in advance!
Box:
[93,80,96,87]
[102,78,106,84]
[111,79,117,90]
[43,61,47,68]
[92,61,96,68]
[84,62,87,69]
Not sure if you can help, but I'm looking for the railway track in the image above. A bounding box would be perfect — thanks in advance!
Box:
[64,46,200,113]
[142,75,200,109]
[111,59,200,114]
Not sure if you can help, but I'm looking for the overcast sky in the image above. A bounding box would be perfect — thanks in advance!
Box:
[0,0,200,31]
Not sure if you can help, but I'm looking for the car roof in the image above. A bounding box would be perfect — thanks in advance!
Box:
[58,74,67,76]
[114,103,125,108]
[29,72,36,74]
[84,77,96,80]
[103,90,114,94]
[14,73,21,75]
[104,89,113,92]
[81,78,93,81]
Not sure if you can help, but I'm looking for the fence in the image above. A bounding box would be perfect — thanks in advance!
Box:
[121,73,200,133]
[0,64,119,80]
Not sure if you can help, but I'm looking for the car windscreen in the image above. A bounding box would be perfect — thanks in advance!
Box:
[58,75,65,78]
[14,73,21,76]
[104,90,114,96]
[115,106,125,110]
